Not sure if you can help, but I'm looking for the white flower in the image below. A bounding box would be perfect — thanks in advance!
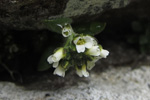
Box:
[76,67,83,77]
[47,48,64,68]
[62,24,74,37]
[100,49,109,58]
[73,35,98,53]
[76,64,89,77]
[86,46,101,56]
[81,64,89,77]
[53,66,65,77]
[86,48,109,70]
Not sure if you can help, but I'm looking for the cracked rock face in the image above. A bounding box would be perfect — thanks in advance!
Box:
[0,0,130,30]
[0,65,150,100]
[62,0,130,17]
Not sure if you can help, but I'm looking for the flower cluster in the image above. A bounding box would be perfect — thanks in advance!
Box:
[47,23,109,77]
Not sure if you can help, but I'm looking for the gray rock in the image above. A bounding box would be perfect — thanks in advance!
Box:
[62,0,130,17]
[0,65,150,100]
[0,0,130,30]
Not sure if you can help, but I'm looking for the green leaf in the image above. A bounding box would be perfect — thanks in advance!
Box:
[43,18,73,34]
[38,47,55,71]
[90,22,106,35]
[74,22,106,35]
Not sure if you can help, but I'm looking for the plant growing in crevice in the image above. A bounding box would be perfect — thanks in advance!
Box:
[38,18,109,77]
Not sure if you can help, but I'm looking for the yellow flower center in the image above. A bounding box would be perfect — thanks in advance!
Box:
[64,31,69,35]
[77,38,85,45]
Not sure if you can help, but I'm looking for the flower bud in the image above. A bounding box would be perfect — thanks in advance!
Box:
[100,49,109,58]
[81,64,89,77]
[47,47,65,68]
[86,46,100,56]
[53,65,66,77]
[76,64,89,77]
[62,23,74,37]
[76,66,83,77]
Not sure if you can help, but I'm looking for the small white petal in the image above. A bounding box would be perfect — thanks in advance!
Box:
[73,37,81,44]
[82,71,89,77]
[84,36,93,48]
[83,36,91,42]
[82,64,89,77]
[100,49,109,58]
[47,55,53,64]
[53,62,59,68]
[76,67,83,77]
[84,42,93,48]
[92,39,98,46]
[76,45,85,53]
[53,66,65,77]
[86,46,100,56]
[57,24,63,28]
[51,56,58,62]
[84,36,98,46]
[53,48,64,62]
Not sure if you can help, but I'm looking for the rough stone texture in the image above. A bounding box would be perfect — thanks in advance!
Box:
[0,0,130,30]
[62,0,130,17]
[0,65,150,100]
[0,0,69,30]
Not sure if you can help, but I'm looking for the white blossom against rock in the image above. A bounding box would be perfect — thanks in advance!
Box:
[81,64,89,77]
[46,23,110,77]
[47,48,64,68]
[53,66,65,77]
[76,67,83,77]
[100,49,109,58]
[86,47,109,70]
[73,35,98,53]
[76,64,89,77]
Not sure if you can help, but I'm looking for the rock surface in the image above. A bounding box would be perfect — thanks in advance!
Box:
[0,65,150,100]
[0,0,130,30]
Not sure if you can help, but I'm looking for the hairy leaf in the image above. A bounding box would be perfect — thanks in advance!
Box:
[43,18,73,34]
[38,47,55,71]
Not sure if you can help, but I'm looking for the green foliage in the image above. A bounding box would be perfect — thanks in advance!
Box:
[40,18,107,72]
[43,17,106,35]
[38,46,55,71]
[73,22,106,36]
[43,18,73,34]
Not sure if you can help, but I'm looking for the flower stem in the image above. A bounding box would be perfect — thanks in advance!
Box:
[64,33,75,48]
